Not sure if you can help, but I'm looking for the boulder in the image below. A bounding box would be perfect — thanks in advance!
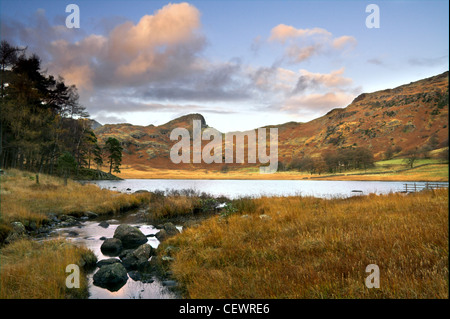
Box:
[155,223,180,242]
[98,221,110,229]
[163,223,180,236]
[4,222,28,244]
[162,280,177,287]
[97,258,121,268]
[93,263,128,291]
[120,243,153,271]
[128,270,154,283]
[61,216,79,227]
[113,224,147,249]
[100,238,123,256]
[84,211,99,219]
[155,229,168,242]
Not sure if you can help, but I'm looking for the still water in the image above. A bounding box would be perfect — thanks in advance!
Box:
[89,179,413,199]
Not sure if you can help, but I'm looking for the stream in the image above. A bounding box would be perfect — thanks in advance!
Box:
[47,208,180,299]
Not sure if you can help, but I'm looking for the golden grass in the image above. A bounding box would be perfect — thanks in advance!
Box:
[0,239,94,299]
[0,169,150,226]
[149,195,201,220]
[116,164,448,182]
[162,189,448,298]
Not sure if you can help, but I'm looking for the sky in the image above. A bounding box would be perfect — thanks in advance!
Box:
[1,0,448,132]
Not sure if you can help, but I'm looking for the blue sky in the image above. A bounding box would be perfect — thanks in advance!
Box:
[1,0,448,131]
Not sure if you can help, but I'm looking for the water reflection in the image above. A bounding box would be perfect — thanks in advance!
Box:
[89,179,418,199]
[51,219,179,299]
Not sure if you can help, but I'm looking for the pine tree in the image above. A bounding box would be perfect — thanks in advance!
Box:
[104,137,123,174]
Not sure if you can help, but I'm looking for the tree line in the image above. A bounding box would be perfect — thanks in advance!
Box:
[282,146,375,174]
[0,41,122,177]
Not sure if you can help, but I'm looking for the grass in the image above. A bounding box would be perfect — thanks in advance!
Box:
[116,159,448,182]
[161,189,448,298]
[0,169,150,227]
[0,169,148,299]
[0,238,96,299]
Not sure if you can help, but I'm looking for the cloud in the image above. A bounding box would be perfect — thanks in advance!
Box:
[2,4,360,125]
[408,55,448,67]
[269,25,332,43]
[292,68,353,94]
[282,91,356,115]
[332,35,357,50]
[367,58,385,65]
[268,24,357,64]
[93,112,127,125]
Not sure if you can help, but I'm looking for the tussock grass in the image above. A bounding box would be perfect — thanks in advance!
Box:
[0,169,150,226]
[162,189,448,298]
[149,195,201,220]
[0,239,95,299]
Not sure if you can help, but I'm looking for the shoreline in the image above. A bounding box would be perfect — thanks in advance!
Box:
[114,171,448,183]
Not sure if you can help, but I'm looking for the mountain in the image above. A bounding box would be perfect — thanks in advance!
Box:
[95,71,449,170]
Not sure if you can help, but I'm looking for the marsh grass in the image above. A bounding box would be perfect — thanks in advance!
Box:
[162,189,448,298]
[0,169,150,226]
[0,239,95,299]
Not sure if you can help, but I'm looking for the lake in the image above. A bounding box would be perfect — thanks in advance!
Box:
[88,179,418,199]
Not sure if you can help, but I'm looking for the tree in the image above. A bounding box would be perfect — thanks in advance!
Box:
[104,137,123,174]
[57,151,77,176]
[384,146,395,160]
[92,144,103,169]
[404,148,420,168]
[0,41,96,175]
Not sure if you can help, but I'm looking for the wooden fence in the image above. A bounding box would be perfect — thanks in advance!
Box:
[403,182,449,193]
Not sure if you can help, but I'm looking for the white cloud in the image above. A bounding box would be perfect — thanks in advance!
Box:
[268,24,357,64]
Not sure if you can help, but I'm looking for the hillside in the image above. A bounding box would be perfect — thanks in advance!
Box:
[95,71,449,172]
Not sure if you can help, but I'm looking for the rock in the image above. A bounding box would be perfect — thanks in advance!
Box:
[93,263,128,291]
[99,236,107,240]
[113,224,147,249]
[84,211,98,219]
[4,222,28,244]
[61,216,79,227]
[97,258,121,268]
[128,271,154,283]
[67,230,79,237]
[98,221,110,229]
[127,270,142,281]
[120,243,153,271]
[163,223,180,236]
[47,213,59,222]
[162,280,177,287]
[100,238,123,256]
[119,249,134,259]
[11,221,26,233]
[259,214,271,220]
[23,220,38,232]
[155,229,168,242]
[59,215,70,221]
[155,223,180,242]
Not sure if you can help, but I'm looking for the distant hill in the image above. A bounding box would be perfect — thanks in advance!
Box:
[95,71,449,170]
[89,119,103,130]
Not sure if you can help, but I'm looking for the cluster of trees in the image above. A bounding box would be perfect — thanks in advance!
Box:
[0,41,122,177]
[284,146,375,174]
